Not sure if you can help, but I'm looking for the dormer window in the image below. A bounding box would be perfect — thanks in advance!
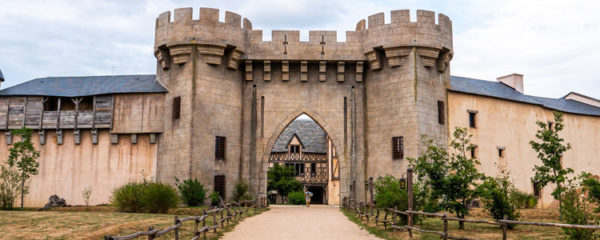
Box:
[290,145,301,154]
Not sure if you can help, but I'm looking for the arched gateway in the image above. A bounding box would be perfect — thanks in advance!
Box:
[152,7,452,204]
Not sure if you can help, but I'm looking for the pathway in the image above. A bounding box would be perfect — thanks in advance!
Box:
[222,205,380,240]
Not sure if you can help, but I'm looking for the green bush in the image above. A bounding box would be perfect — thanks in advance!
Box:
[231,180,252,202]
[210,191,221,207]
[287,190,306,205]
[561,183,597,239]
[0,165,21,210]
[111,180,179,213]
[478,171,520,228]
[374,175,409,210]
[175,178,207,206]
[512,191,537,209]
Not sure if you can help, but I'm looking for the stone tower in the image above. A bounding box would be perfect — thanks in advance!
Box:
[153,8,452,203]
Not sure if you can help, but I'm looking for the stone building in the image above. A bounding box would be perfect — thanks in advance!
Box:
[0,7,598,207]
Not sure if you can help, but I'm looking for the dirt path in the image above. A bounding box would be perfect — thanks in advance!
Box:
[221,205,380,240]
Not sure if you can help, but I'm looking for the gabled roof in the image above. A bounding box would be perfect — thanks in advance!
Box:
[450,76,600,117]
[272,119,327,153]
[0,74,167,97]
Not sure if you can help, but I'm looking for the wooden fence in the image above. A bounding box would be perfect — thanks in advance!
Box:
[105,198,267,240]
[343,168,600,240]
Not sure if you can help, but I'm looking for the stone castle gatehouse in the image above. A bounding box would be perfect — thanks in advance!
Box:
[0,7,599,207]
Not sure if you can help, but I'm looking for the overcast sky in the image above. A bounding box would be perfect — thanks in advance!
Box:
[1,0,599,98]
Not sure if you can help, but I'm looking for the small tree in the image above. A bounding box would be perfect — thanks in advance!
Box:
[267,164,302,203]
[0,164,21,210]
[410,127,485,229]
[561,174,597,240]
[7,127,40,210]
[478,167,520,228]
[82,186,92,207]
[530,111,573,211]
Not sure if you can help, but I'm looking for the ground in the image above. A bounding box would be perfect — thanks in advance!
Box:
[0,206,265,240]
[222,205,379,240]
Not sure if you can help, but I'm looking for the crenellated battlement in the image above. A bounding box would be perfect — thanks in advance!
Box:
[154,8,453,74]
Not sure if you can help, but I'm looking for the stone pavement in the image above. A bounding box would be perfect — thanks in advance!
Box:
[221,205,380,240]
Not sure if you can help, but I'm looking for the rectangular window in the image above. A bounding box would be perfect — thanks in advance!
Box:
[437,101,445,124]
[548,121,554,130]
[533,181,541,198]
[311,163,316,175]
[498,147,505,158]
[471,145,478,159]
[468,111,477,128]
[392,136,404,160]
[173,96,181,120]
[214,175,226,200]
[290,145,300,154]
[215,136,226,160]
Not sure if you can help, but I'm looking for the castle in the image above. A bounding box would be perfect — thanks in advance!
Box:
[0,7,598,207]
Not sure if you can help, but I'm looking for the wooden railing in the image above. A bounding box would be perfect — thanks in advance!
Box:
[104,198,268,240]
[343,195,600,240]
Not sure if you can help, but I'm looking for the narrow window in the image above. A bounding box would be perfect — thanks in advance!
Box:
[548,121,554,130]
[468,111,477,128]
[311,163,316,175]
[471,145,478,159]
[173,96,181,120]
[215,136,226,160]
[214,175,226,200]
[290,145,300,154]
[437,101,445,124]
[392,136,404,160]
[533,181,541,198]
[498,146,505,158]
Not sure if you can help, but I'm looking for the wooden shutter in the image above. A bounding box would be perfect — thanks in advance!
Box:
[215,136,226,160]
[172,96,181,119]
[437,101,445,124]
[392,136,404,160]
[214,175,226,199]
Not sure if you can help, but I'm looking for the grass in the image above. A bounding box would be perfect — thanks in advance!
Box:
[342,207,575,240]
[0,205,268,240]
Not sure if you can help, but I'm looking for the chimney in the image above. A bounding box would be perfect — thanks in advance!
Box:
[497,73,523,93]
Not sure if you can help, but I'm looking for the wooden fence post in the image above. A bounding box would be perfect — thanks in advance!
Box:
[173,216,180,240]
[383,209,388,230]
[502,215,508,240]
[194,216,200,239]
[220,208,225,228]
[442,214,448,240]
[202,211,207,240]
[213,210,217,233]
[147,226,154,240]
[407,168,413,240]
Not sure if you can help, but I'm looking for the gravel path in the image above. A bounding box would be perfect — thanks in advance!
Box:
[222,205,380,240]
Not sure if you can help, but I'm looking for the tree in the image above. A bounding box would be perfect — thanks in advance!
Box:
[7,127,40,210]
[0,164,21,210]
[267,164,302,203]
[478,167,520,228]
[410,127,485,229]
[530,111,572,211]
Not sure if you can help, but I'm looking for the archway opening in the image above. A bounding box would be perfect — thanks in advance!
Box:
[266,114,340,205]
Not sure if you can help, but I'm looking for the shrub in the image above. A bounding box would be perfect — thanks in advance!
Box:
[209,191,221,207]
[175,178,207,206]
[561,179,597,240]
[231,180,252,202]
[287,190,305,205]
[512,191,537,209]
[374,175,408,210]
[0,165,21,210]
[111,180,179,213]
[478,170,520,228]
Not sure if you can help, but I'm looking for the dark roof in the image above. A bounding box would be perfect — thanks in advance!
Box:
[0,74,166,97]
[272,118,328,153]
[450,76,600,116]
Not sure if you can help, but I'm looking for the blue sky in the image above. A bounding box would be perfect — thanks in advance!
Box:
[1,0,599,98]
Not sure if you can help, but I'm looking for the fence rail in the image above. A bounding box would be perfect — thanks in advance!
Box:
[105,198,268,240]
[343,169,600,240]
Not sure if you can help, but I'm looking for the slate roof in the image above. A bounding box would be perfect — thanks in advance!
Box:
[450,76,600,116]
[271,119,328,153]
[0,74,167,97]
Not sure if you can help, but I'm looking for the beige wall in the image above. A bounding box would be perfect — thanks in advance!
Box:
[448,92,600,207]
[0,130,157,207]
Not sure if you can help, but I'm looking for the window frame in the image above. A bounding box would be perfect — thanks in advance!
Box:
[214,175,226,200]
[172,96,181,120]
[215,136,226,160]
[392,136,404,160]
[468,110,478,128]
[437,101,445,124]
